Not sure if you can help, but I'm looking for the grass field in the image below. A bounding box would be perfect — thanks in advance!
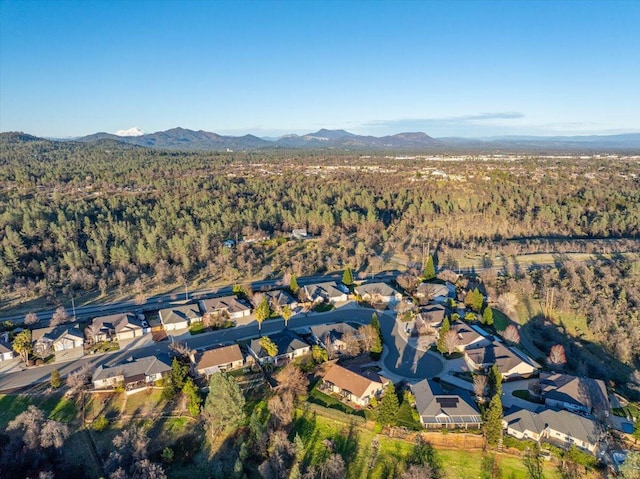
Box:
[0,392,77,427]
[492,308,511,332]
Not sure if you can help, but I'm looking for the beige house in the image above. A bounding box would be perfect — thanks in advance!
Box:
[535,372,610,416]
[190,344,245,376]
[0,341,15,361]
[32,325,84,359]
[322,363,388,406]
[450,322,491,351]
[464,341,539,380]
[302,282,349,304]
[89,312,148,342]
[159,304,201,331]
[92,355,171,393]
[200,296,251,321]
[503,408,604,455]
[310,323,360,354]
[354,282,402,304]
[411,379,482,430]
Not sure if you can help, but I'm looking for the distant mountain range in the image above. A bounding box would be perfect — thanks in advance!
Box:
[2,128,640,152]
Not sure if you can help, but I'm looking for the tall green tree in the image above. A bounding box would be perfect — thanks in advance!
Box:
[523,445,545,479]
[183,378,202,416]
[422,255,436,281]
[484,393,503,447]
[482,306,494,326]
[281,304,293,326]
[342,266,354,286]
[377,382,399,426]
[488,364,503,397]
[370,312,383,359]
[465,288,484,312]
[289,274,299,294]
[255,296,271,332]
[203,373,246,439]
[437,317,450,355]
[50,368,62,389]
[260,336,278,357]
[12,330,31,363]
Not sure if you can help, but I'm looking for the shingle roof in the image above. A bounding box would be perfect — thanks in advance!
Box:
[250,331,309,358]
[200,296,251,315]
[416,305,446,325]
[323,363,386,399]
[303,282,344,301]
[417,282,454,299]
[465,341,538,374]
[92,355,171,383]
[411,379,482,425]
[193,344,244,370]
[0,341,12,354]
[310,323,358,343]
[540,372,609,411]
[159,304,201,325]
[32,324,84,343]
[450,321,485,348]
[354,282,401,298]
[91,312,143,334]
[264,290,297,307]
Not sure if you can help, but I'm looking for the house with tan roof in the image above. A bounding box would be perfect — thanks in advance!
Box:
[32,324,85,360]
[354,282,402,304]
[190,344,246,377]
[310,322,360,355]
[416,281,456,303]
[249,330,311,364]
[158,304,202,331]
[450,321,491,351]
[200,295,251,320]
[464,341,539,380]
[302,282,348,304]
[411,379,482,429]
[264,289,298,311]
[322,363,389,406]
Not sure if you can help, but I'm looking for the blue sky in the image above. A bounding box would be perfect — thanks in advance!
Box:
[1,0,639,138]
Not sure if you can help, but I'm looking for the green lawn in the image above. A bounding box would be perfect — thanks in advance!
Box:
[394,400,422,430]
[189,323,205,334]
[0,393,77,426]
[312,303,336,313]
[492,308,511,332]
[512,390,542,404]
[308,385,366,418]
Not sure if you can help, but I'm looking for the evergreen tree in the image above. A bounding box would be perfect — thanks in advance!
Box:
[437,317,451,355]
[342,266,354,286]
[482,306,494,326]
[484,393,503,447]
[260,336,278,357]
[289,274,299,294]
[255,296,271,331]
[465,288,484,312]
[377,382,399,426]
[50,368,62,389]
[370,312,383,359]
[488,364,503,397]
[281,304,293,326]
[422,255,436,281]
[183,378,202,416]
[203,373,246,439]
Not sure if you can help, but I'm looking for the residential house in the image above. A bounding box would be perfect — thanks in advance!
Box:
[534,372,610,416]
[464,341,539,380]
[416,304,446,327]
[0,340,14,361]
[291,228,308,239]
[200,296,251,321]
[92,355,171,394]
[302,282,349,304]
[310,322,360,354]
[416,281,456,303]
[354,282,403,304]
[450,321,491,351]
[32,325,84,359]
[158,304,202,331]
[264,289,298,311]
[249,331,310,364]
[88,312,148,342]
[190,344,245,377]
[411,379,482,429]
[322,363,388,406]
[503,407,604,455]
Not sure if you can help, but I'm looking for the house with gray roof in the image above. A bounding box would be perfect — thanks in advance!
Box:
[302,282,348,304]
[411,379,482,429]
[503,407,605,455]
[88,312,148,342]
[32,324,84,360]
[249,331,311,364]
[264,289,298,311]
[535,372,610,416]
[310,322,360,355]
[0,340,14,361]
[354,282,402,304]
[416,281,456,303]
[464,341,539,380]
[92,354,171,393]
[450,321,491,351]
[158,304,202,331]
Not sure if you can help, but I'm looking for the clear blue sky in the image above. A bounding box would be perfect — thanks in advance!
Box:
[1,0,639,138]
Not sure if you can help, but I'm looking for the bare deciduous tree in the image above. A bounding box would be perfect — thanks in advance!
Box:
[503,325,520,344]
[358,324,376,352]
[66,363,92,396]
[267,390,294,426]
[85,321,103,344]
[50,306,70,326]
[473,374,488,399]
[276,364,309,399]
[7,405,70,451]
[444,329,459,355]
[343,331,362,356]
[548,344,567,368]
[168,341,191,360]
[320,453,346,479]
[401,464,436,479]
[40,420,70,449]
[24,312,39,326]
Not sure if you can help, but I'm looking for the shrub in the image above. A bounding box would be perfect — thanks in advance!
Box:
[92,416,109,432]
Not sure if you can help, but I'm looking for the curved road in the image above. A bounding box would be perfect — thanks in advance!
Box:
[0,305,441,392]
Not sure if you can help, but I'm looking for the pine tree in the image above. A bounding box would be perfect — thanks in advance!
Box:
[422,255,436,281]
[437,316,450,355]
[203,373,246,439]
[183,378,202,416]
[484,393,503,447]
[377,382,399,426]
[489,364,503,397]
[370,312,383,359]
[342,267,354,286]
[482,306,494,326]
[50,368,62,389]
[289,274,299,294]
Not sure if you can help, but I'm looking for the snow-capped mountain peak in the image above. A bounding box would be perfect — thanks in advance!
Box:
[114,127,145,137]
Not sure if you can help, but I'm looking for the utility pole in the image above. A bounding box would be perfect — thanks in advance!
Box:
[72,296,77,321]
[185,282,189,301]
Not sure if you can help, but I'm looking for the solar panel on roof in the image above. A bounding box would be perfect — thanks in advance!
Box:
[436,397,459,408]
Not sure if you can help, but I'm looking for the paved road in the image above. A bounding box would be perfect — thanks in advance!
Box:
[0,271,400,324]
